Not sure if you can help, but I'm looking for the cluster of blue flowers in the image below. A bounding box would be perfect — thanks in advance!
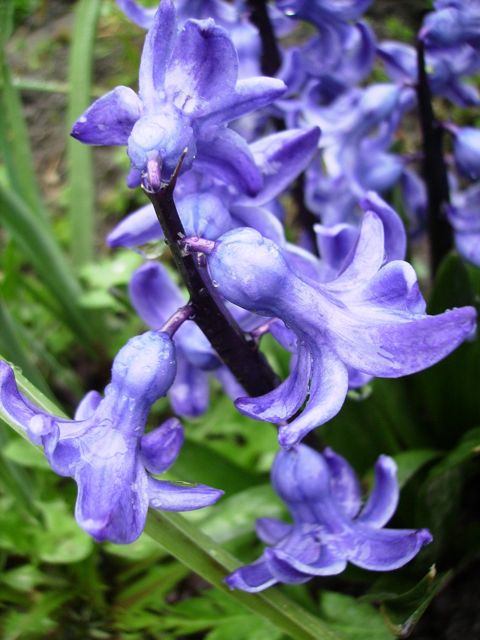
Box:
[1,0,478,592]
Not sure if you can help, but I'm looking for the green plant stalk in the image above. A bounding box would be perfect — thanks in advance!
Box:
[67,0,101,267]
[0,362,340,640]
[0,184,94,344]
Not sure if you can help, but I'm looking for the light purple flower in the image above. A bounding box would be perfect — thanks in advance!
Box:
[71,0,285,191]
[195,210,476,447]
[0,331,223,543]
[452,127,480,180]
[226,445,432,592]
[448,183,480,266]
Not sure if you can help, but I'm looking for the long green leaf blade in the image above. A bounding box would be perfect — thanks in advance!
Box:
[67,0,102,267]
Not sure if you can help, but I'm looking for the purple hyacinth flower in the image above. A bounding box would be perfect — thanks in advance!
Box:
[452,127,480,180]
[448,183,480,266]
[196,210,476,447]
[226,445,432,592]
[71,0,285,191]
[0,332,223,543]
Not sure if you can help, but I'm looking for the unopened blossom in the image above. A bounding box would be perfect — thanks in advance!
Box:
[71,0,285,191]
[191,211,476,447]
[0,332,223,543]
[226,445,432,592]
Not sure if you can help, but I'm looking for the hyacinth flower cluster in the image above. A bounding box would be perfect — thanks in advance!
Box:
[226,445,432,592]
[1,0,479,601]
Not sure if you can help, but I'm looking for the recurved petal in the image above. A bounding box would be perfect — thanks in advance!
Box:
[116,0,155,28]
[455,231,480,267]
[147,476,223,511]
[225,558,277,592]
[71,86,142,145]
[357,455,399,528]
[235,343,311,422]
[129,262,184,328]
[323,447,362,519]
[107,204,163,248]
[74,391,102,421]
[0,361,61,444]
[334,305,477,378]
[140,417,184,474]
[346,524,432,571]
[244,127,321,206]
[195,128,263,196]
[198,76,286,127]
[278,346,349,448]
[138,0,176,108]
[256,517,293,544]
[264,548,313,583]
[359,260,426,315]
[165,18,238,116]
[269,545,346,577]
[360,191,407,261]
[324,211,386,292]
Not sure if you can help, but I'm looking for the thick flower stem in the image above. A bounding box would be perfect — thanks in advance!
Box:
[143,158,279,397]
[416,39,453,276]
[246,0,282,76]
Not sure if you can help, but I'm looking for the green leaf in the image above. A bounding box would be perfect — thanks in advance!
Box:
[0,53,48,220]
[35,500,93,564]
[319,591,393,640]
[66,0,101,266]
[393,449,440,488]
[374,567,452,637]
[2,436,50,470]
[2,591,69,640]
[198,484,285,545]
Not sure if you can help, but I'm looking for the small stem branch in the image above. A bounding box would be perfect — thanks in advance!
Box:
[415,39,453,276]
[161,304,194,337]
[246,0,282,76]
[143,159,279,397]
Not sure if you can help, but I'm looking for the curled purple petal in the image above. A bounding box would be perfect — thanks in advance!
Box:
[107,204,162,248]
[147,476,223,511]
[256,517,293,544]
[71,86,143,145]
[225,559,277,592]
[357,455,399,528]
[140,418,184,474]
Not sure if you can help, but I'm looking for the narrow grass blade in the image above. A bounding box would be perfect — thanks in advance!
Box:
[66,0,102,267]
[0,0,49,221]
[0,184,93,343]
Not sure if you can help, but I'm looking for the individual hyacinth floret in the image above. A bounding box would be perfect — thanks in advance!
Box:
[186,209,477,447]
[0,331,223,544]
[226,444,432,592]
[71,0,286,192]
